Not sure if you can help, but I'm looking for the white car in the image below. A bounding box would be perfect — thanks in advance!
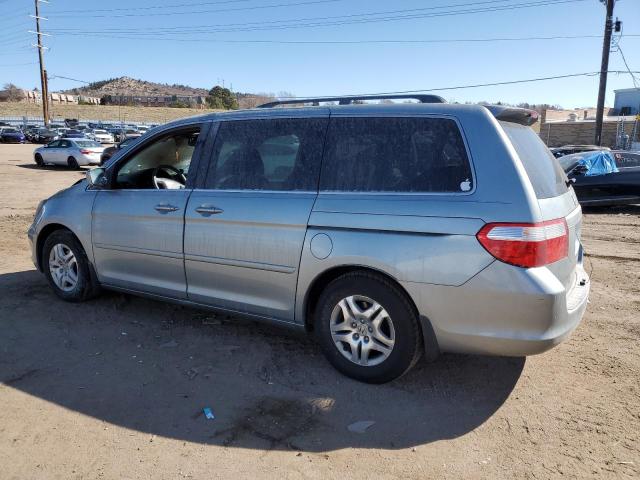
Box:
[33,139,105,169]
[89,129,114,144]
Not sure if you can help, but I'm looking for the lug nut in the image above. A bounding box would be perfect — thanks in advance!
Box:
[353,333,359,340]
[351,322,357,328]
[368,327,373,333]
[364,336,369,342]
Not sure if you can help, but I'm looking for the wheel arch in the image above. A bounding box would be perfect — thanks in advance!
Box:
[302,264,440,361]
[36,223,78,271]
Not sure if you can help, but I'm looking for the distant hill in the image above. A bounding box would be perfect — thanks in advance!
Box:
[61,76,209,98]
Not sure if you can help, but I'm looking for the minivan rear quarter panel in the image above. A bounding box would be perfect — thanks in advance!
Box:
[295,108,540,324]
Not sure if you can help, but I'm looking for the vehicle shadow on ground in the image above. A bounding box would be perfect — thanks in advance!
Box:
[0,269,524,452]
[16,164,88,172]
[583,204,640,215]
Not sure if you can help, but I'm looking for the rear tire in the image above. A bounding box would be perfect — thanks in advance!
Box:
[314,271,423,383]
[42,230,100,302]
[35,153,44,167]
[67,156,80,170]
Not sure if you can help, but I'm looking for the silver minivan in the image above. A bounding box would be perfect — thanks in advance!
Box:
[28,97,590,383]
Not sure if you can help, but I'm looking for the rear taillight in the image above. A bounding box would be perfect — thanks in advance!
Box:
[476,218,568,268]
[80,149,92,154]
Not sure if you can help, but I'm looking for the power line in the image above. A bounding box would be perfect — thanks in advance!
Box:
[49,0,344,18]
[616,44,638,88]
[49,70,639,96]
[0,61,38,66]
[46,32,640,45]
[48,0,586,34]
[51,0,257,14]
[48,75,91,84]
[612,28,639,89]
[280,71,619,98]
[47,0,515,16]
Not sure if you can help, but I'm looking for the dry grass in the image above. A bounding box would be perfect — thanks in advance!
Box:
[0,102,222,124]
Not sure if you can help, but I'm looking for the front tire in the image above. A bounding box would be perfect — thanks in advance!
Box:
[315,271,423,383]
[35,153,44,167]
[43,230,99,302]
[67,156,80,170]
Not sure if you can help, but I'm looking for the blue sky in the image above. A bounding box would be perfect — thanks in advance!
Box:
[1,0,638,108]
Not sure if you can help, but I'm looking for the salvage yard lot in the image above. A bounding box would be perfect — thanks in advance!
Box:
[0,143,638,479]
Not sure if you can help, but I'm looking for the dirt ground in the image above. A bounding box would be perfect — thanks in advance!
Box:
[0,144,638,479]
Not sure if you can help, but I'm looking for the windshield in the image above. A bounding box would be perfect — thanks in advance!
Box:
[500,121,568,199]
[3,128,19,133]
[94,129,108,134]
[73,140,101,148]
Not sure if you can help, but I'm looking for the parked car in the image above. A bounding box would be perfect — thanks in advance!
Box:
[0,127,27,143]
[33,138,105,169]
[559,150,640,206]
[123,128,142,139]
[100,136,137,165]
[28,99,590,383]
[62,129,86,139]
[550,144,609,159]
[88,129,115,144]
[33,128,59,144]
[22,126,38,142]
[107,127,126,142]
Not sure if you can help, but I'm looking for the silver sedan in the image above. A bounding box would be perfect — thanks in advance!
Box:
[34,139,105,169]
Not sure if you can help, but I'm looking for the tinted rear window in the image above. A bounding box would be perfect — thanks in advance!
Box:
[73,140,101,148]
[205,118,328,191]
[500,121,568,198]
[320,117,473,193]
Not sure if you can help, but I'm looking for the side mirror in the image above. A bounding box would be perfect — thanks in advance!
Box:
[86,167,109,189]
[572,164,588,176]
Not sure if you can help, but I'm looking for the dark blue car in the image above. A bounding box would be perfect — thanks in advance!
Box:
[62,129,85,139]
[0,127,27,144]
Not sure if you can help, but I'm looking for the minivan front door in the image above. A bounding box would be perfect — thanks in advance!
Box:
[92,124,208,298]
[184,116,328,321]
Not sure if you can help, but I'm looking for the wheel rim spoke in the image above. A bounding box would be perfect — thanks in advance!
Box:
[344,296,364,317]
[336,298,356,324]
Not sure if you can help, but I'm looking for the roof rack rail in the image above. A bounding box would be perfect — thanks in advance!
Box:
[257,94,446,108]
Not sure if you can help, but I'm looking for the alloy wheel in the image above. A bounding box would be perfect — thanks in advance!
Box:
[48,243,79,292]
[329,295,396,367]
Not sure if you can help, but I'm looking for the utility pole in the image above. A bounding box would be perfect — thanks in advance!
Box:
[594,0,615,146]
[32,0,50,127]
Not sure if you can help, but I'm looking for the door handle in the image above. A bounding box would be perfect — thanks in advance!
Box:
[155,204,179,213]
[195,205,224,215]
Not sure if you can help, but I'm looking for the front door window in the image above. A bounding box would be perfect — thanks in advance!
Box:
[115,128,200,190]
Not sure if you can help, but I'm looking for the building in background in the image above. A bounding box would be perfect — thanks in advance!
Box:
[614,88,640,115]
[0,88,42,104]
[0,87,100,106]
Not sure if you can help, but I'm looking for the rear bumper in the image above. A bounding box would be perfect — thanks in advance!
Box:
[78,155,101,166]
[403,260,590,357]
